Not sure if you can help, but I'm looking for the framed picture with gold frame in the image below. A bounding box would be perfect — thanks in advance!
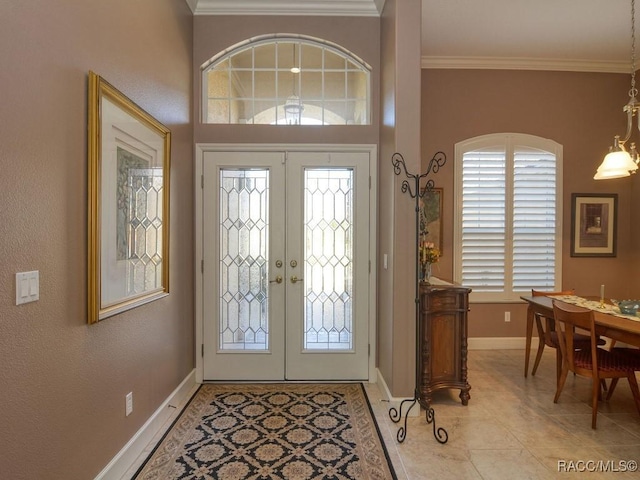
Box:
[419,187,443,254]
[87,71,171,323]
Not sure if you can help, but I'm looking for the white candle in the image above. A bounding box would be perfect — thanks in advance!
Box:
[600,284,605,302]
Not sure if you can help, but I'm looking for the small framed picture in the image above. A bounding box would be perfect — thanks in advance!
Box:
[419,187,443,254]
[570,193,617,257]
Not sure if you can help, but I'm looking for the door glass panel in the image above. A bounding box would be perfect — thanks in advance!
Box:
[219,169,269,351]
[304,168,353,350]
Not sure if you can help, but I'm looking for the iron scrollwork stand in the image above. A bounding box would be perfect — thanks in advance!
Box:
[388,151,448,444]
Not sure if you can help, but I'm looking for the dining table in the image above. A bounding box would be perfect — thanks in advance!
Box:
[521,294,640,377]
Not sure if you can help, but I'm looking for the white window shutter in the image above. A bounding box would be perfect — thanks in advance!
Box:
[461,149,506,292]
[455,134,561,302]
[513,148,557,292]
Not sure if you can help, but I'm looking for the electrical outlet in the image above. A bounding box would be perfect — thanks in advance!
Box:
[504,311,511,322]
[125,392,133,416]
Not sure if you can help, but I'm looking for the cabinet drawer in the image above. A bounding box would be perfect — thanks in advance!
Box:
[421,290,466,311]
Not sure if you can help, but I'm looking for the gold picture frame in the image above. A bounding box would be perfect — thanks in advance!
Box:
[419,187,443,254]
[87,71,171,323]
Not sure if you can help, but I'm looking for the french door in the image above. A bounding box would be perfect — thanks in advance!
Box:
[201,149,372,381]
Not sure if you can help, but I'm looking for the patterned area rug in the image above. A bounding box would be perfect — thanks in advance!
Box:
[133,383,396,480]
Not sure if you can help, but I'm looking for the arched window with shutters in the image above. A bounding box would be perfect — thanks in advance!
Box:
[201,34,371,125]
[453,133,563,302]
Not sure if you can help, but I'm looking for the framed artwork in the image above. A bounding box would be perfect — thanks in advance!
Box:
[87,71,171,323]
[570,193,617,257]
[419,187,443,253]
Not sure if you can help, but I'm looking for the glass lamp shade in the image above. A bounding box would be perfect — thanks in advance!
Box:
[593,150,638,179]
[284,95,303,125]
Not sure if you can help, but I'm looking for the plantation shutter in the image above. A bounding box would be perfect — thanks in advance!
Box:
[460,147,506,292]
[513,147,557,292]
[455,134,561,302]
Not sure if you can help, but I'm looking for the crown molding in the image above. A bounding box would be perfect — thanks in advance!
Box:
[421,56,630,74]
[186,0,198,14]
[187,0,384,16]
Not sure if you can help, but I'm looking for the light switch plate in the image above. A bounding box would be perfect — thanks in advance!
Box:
[16,271,39,305]
[125,392,133,416]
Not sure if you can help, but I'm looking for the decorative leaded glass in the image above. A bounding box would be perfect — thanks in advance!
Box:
[304,169,353,350]
[219,169,270,350]
[123,163,164,297]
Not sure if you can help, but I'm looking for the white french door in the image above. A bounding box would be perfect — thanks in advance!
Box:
[201,148,372,381]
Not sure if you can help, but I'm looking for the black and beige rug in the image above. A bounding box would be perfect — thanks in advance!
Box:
[133,383,397,480]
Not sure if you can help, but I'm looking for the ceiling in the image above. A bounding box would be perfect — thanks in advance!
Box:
[187,0,637,73]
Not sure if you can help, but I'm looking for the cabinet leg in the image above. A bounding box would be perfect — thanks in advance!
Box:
[460,388,471,406]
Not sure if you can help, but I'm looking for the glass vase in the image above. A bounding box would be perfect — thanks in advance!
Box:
[421,262,432,285]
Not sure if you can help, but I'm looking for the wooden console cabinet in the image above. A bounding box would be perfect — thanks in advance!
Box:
[418,284,471,406]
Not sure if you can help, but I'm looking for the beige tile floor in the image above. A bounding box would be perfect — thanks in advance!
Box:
[125,348,640,479]
[366,349,640,480]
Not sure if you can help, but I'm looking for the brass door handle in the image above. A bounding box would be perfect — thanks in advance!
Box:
[290,275,303,284]
[269,275,283,284]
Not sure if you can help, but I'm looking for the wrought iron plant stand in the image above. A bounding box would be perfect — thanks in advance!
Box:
[388,151,448,444]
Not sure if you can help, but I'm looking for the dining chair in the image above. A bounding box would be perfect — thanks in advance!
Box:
[530,289,605,383]
[552,301,640,429]
[605,347,640,404]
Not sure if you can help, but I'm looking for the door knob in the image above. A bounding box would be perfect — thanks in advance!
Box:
[269,275,283,284]
[290,275,303,284]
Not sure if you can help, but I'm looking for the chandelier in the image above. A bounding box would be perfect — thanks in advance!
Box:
[284,95,303,124]
[595,0,640,179]
[284,43,304,125]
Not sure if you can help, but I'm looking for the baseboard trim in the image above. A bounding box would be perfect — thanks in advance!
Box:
[375,368,420,417]
[94,369,197,480]
[96,338,534,478]
[374,338,537,416]
[468,336,539,350]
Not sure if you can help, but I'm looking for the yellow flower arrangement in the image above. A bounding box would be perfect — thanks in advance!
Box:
[419,240,441,265]
[419,239,440,283]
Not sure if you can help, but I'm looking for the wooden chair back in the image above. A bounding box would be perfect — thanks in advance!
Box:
[551,301,597,376]
[531,289,576,342]
[551,299,640,428]
[527,289,577,379]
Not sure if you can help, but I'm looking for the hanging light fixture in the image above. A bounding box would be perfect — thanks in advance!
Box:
[284,42,303,125]
[595,0,640,179]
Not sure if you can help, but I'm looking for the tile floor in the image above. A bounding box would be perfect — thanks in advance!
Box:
[366,349,640,480]
[124,348,640,479]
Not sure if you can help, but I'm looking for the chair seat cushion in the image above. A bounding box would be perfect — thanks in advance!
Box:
[611,348,640,360]
[573,348,640,372]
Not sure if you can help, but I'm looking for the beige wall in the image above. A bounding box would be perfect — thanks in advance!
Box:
[5,3,635,476]
[193,15,380,145]
[378,0,424,397]
[0,1,194,478]
[421,68,639,338]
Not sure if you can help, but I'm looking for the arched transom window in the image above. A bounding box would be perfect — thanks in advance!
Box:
[201,35,371,125]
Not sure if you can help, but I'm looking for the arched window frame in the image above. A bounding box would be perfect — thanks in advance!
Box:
[200,34,371,125]
[453,133,563,302]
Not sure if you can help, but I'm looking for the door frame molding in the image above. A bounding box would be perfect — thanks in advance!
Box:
[194,143,378,383]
